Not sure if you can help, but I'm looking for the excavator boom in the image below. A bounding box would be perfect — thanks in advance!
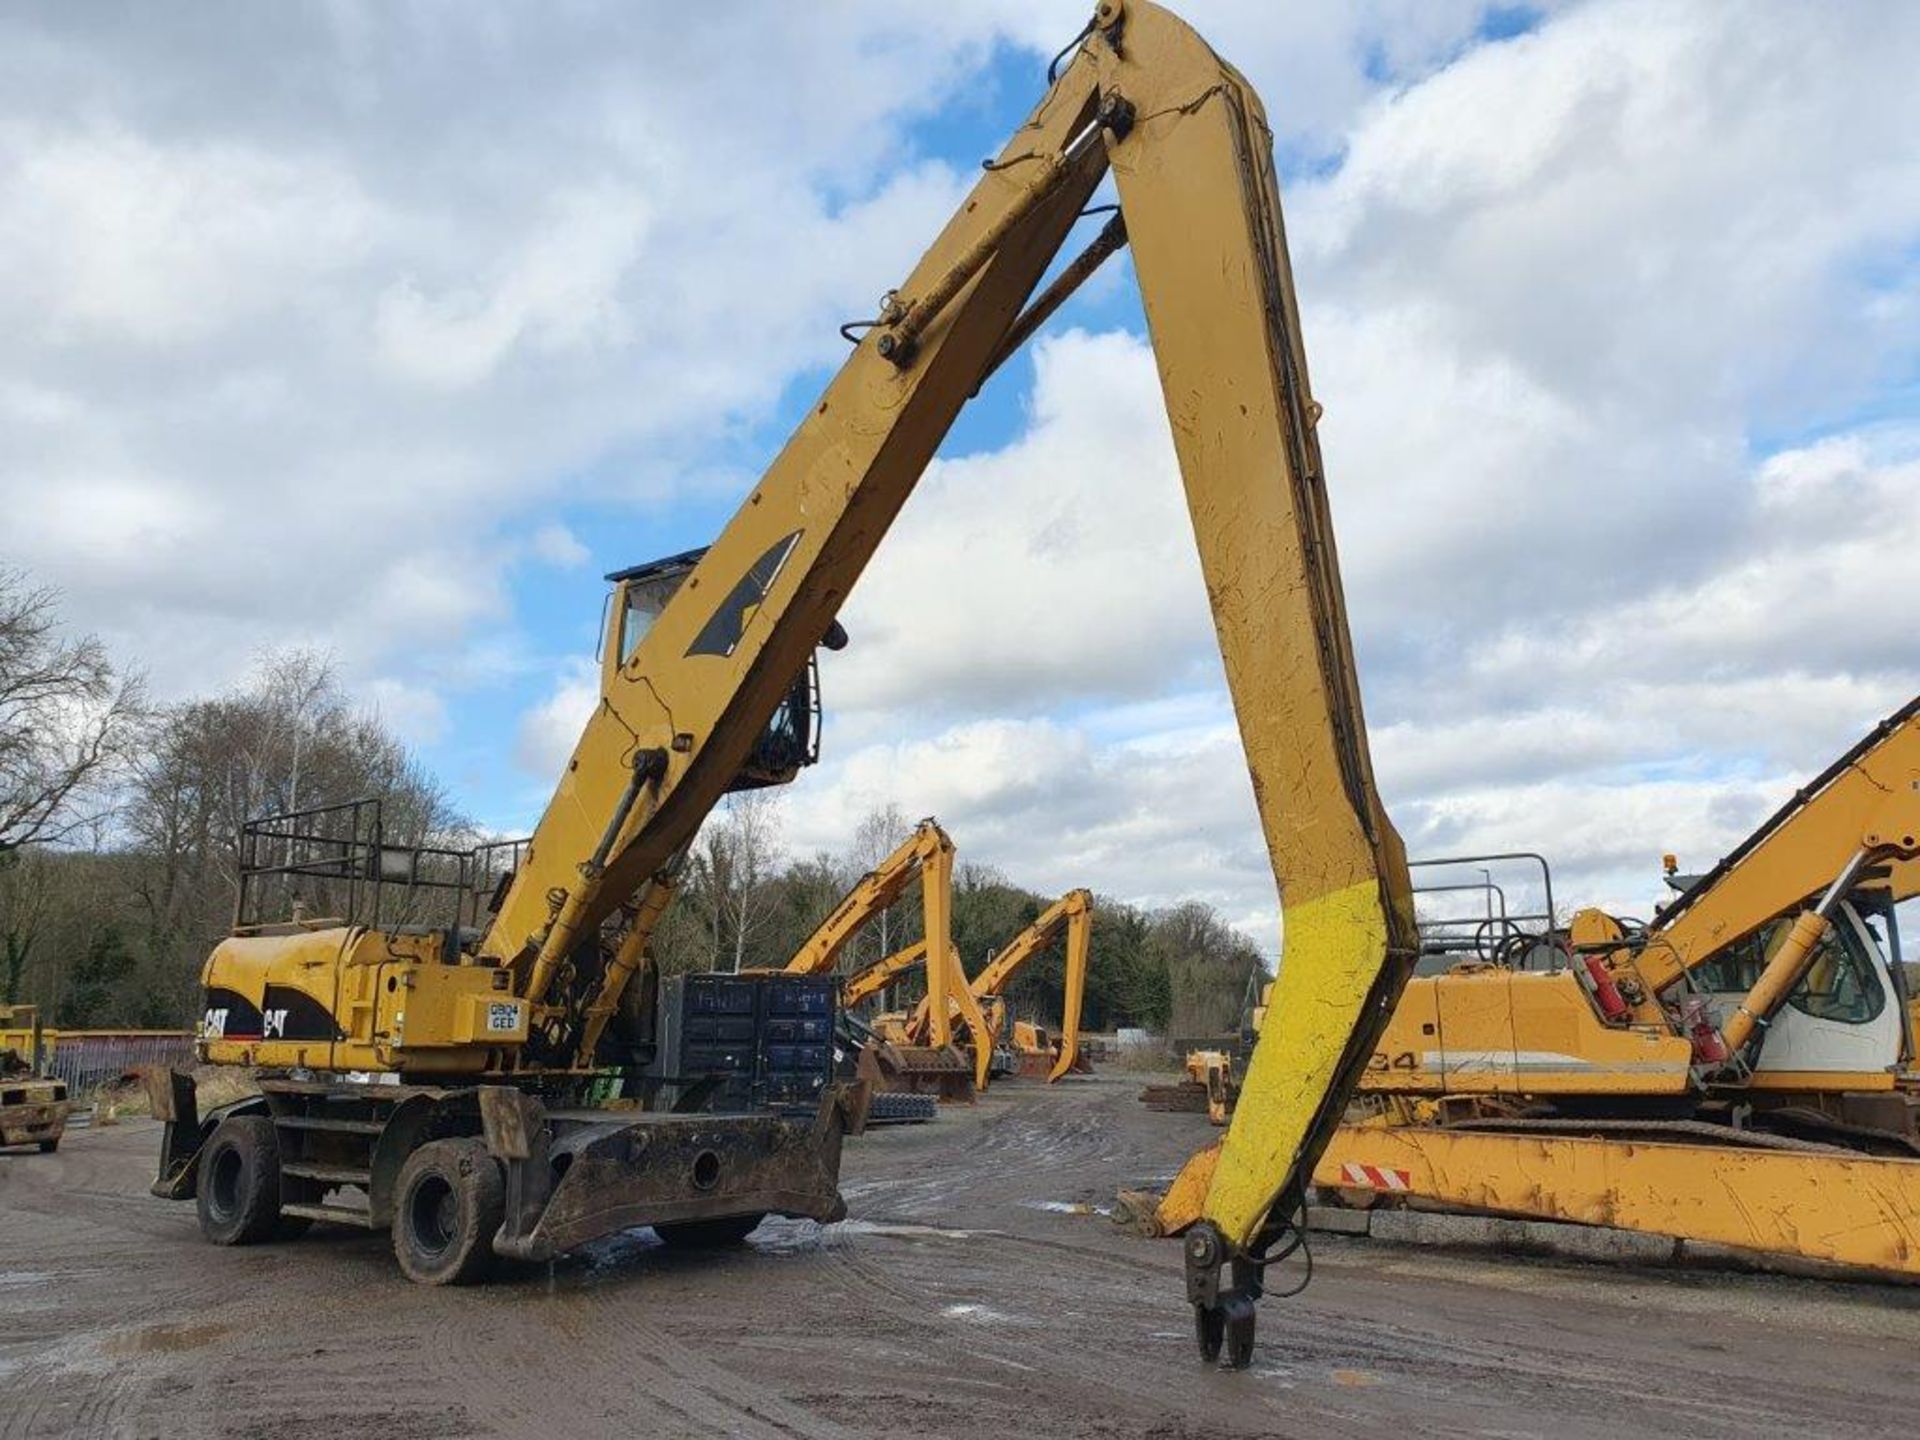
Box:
[1643,698,1920,1055]
[778,818,992,1089]
[840,942,930,1011]
[444,2,1405,1360]
[907,888,1093,1083]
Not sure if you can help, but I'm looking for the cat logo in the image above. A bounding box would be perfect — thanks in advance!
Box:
[263,1009,290,1040]
[202,1007,229,1039]
[686,531,802,659]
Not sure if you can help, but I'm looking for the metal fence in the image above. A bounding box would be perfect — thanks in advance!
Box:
[41,1032,194,1094]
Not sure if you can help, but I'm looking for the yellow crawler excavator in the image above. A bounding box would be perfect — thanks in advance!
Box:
[152,3,1415,1362]
[1153,699,1920,1281]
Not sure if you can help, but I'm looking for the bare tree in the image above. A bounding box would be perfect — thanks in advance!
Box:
[846,801,908,973]
[0,847,52,1004]
[1149,899,1268,1037]
[689,790,786,971]
[0,571,145,855]
[123,648,462,982]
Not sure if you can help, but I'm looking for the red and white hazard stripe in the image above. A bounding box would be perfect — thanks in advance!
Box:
[1339,1161,1412,1192]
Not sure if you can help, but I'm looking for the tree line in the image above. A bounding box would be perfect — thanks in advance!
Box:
[0,569,1267,1036]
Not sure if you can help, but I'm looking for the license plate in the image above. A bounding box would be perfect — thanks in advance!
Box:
[486,1002,521,1034]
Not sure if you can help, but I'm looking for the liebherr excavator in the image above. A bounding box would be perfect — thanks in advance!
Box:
[1155,699,1920,1280]
[153,2,1413,1361]
[777,817,992,1096]
[884,888,1095,1083]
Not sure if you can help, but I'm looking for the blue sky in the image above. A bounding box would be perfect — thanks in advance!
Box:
[441,37,1157,829]
[3,2,1916,947]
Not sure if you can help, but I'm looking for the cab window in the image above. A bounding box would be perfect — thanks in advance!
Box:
[1694,912,1885,1025]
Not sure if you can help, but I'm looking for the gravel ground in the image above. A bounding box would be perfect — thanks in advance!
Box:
[4,1072,1919,1438]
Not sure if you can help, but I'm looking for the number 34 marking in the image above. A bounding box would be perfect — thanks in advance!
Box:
[1366,1051,1418,1072]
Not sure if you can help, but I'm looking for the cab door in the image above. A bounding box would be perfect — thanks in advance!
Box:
[1711,904,1901,1079]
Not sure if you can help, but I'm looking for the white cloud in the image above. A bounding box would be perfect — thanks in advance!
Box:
[528,523,590,570]
[515,658,598,780]
[363,677,450,748]
[831,328,1209,718]
[0,7,1014,707]
[6,1,1918,960]
[774,0,1920,950]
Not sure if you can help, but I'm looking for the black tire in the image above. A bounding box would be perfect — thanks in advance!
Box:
[37,1137,58,1154]
[654,1213,763,1249]
[392,1138,504,1286]
[196,1115,284,1246]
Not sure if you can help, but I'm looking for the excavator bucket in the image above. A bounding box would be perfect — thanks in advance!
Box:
[855,1037,974,1104]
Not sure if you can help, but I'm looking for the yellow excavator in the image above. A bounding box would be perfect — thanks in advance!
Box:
[152,2,1413,1361]
[875,888,1094,1083]
[153,549,861,1281]
[775,817,992,1097]
[987,887,1095,1081]
[851,889,1094,1081]
[1155,699,1920,1280]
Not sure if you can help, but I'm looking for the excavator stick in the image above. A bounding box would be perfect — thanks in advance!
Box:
[1078,4,1420,1364]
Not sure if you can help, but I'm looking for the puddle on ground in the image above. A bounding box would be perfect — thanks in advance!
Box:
[0,1271,52,1291]
[942,1302,1014,1323]
[107,1322,232,1356]
[748,1217,993,1253]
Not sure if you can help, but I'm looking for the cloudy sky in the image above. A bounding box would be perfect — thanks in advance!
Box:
[4,2,1917,953]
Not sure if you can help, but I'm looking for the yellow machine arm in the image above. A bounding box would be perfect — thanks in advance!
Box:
[458,2,1408,1360]
[840,942,928,1010]
[906,888,1093,1083]
[784,820,951,978]
[1630,698,1920,1059]
[779,819,992,1088]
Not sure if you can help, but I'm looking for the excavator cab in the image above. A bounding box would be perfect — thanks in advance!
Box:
[602,548,846,792]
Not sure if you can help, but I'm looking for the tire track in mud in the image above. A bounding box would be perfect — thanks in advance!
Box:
[809,1222,1301,1440]
[834,1082,1919,1440]
[423,1245,866,1440]
[15,1088,1920,1440]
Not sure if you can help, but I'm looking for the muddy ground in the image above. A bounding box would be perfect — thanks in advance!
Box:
[4,1073,1918,1439]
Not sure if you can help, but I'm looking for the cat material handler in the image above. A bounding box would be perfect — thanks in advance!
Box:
[150,543,860,1282]
[157,2,1415,1360]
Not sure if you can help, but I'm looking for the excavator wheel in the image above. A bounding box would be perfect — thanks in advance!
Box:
[196,1115,286,1246]
[654,1213,764,1249]
[392,1138,505,1286]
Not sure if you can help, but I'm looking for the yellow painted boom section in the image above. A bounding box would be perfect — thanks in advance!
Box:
[1641,697,1920,995]
[1318,1124,1920,1278]
[478,66,1109,991]
[1090,7,1418,1248]
[840,941,928,1010]
[783,821,952,979]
